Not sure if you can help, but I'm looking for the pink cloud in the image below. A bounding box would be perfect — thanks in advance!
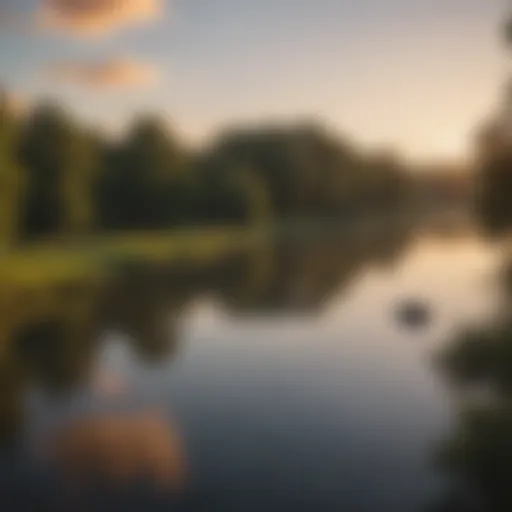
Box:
[38,0,163,37]
[49,58,160,88]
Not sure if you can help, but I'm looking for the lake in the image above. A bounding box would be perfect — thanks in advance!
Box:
[0,226,503,511]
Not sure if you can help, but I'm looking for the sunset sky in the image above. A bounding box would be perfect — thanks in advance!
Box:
[0,0,507,162]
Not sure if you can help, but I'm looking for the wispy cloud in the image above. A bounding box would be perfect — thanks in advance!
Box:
[48,58,160,89]
[38,0,163,37]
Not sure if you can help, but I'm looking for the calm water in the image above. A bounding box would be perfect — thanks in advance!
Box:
[0,228,502,511]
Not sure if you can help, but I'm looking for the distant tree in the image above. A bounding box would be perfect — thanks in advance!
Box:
[0,95,24,247]
[207,123,406,220]
[9,103,414,236]
[475,145,512,236]
[236,166,273,226]
[359,152,411,214]
[210,124,331,217]
[96,115,188,230]
[18,104,97,238]
[474,74,512,237]
[190,153,272,225]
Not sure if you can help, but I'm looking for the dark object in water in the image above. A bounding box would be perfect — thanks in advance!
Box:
[395,300,432,329]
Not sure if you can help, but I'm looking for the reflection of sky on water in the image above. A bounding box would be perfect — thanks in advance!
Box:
[102,235,497,511]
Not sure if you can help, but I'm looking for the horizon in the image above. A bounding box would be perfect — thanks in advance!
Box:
[0,0,507,164]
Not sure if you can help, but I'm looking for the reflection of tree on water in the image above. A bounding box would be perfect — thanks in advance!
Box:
[4,228,411,358]
[431,404,512,512]
[218,242,360,314]
[15,293,100,394]
[219,223,412,315]
[432,260,512,512]
[0,285,102,427]
[0,226,414,456]
[99,269,187,364]
[0,357,23,453]
[0,286,100,450]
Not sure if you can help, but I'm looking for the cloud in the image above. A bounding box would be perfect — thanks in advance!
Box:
[48,58,160,89]
[38,0,163,37]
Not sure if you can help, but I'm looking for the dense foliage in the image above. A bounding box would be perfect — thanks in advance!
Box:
[474,115,512,236]
[0,101,413,244]
[476,146,512,236]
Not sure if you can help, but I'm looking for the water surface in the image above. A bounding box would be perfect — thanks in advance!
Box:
[0,229,500,511]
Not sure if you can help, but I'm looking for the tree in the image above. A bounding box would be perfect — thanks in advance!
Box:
[358,152,411,214]
[0,94,24,247]
[206,123,404,220]
[210,124,318,217]
[475,145,512,236]
[18,104,97,238]
[9,103,413,235]
[96,115,188,230]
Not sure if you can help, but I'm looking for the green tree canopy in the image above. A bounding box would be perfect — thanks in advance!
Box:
[18,104,98,238]
[0,96,24,246]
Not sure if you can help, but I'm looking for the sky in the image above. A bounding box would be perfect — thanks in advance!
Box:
[0,0,507,162]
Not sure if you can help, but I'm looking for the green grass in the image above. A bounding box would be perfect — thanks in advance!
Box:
[0,227,270,287]
[0,215,414,288]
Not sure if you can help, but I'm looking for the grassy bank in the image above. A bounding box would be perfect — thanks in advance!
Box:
[0,227,271,287]
[0,214,419,288]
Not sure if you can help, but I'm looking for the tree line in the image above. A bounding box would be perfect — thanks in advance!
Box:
[0,95,413,246]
